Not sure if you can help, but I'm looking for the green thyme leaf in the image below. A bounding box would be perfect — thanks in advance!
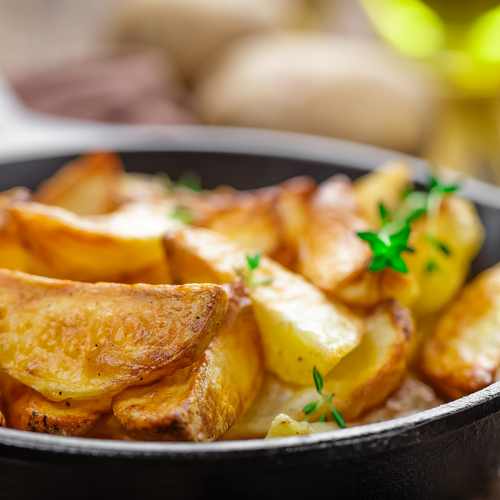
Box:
[425,259,440,274]
[302,401,318,414]
[318,411,327,423]
[330,405,346,429]
[170,206,194,225]
[388,255,408,273]
[313,366,323,394]
[246,253,261,271]
[379,203,392,226]
[427,174,461,195]
[389,224,411,246]
[177,171,202,192]
[405,208,426,224]
[369,255,389,272]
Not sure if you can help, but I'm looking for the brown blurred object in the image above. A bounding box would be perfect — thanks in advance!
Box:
[8,52,195,125]
[114,0,303,85]
[195,33,435,153]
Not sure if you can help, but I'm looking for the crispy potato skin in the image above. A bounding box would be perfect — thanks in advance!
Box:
[298,176,371,293]
[421,264,500,398]
[0,374,111,435]
[112,280,264,441]
[35,152,123,216]
[225,299,412,439]
[9,202,173,284]
[0,269,228,401]
[164,226,363,385]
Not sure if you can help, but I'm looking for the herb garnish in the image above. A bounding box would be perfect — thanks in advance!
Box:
[170,206,194,225]
[357,204,414,273]
[302,366,346,428]
[236,252,273,287]
[157,171,202,192]
[357,172,461,275]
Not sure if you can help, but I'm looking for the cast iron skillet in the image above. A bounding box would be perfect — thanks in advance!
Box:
[1,126,500,500]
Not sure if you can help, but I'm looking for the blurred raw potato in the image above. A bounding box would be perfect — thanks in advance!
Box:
[35,152,123,216]
[115,0,301,83]
[298,174,420,308]
[9,202,177,284]
[225,299,412,439]
[113,280,264,441]
[0,269,228,401]
[405,194,484,317]
[352,159,413,229]
[265,376,442,437]
[0,187,31,272]
[164,226,363,385]
[196,33,433,152]
[0,373,111,436]
[421,264,500,399]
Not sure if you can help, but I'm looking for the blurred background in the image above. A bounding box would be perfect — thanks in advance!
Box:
[1,0,500,182]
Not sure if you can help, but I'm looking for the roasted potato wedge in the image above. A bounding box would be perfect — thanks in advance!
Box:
[0,373,111,435]
[406,194,484,317]
[353,159,413,229]
[9,202,176,284]
[420,264,500,398]
[265,376,442,438]
[0,187,32,272]
[225,300,412,439]
[164,226,363,385]
[298,175,371,294]
[112,280,264,441]
[297,175,420,309]
[35,152,123,216]
[0,269,228,401]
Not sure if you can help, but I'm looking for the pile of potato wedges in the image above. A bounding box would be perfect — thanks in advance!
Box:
[0,151,494,441]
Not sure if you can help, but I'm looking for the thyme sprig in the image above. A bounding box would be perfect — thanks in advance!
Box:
[236,252,273,287]
[357,172,461,274]
[170,206,194,225]
[157,171,202,192]
[357,206,414,273]
[302,366,346,428]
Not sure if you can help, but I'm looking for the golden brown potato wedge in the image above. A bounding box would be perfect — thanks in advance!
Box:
[353,159,413,229]
[225,300,412,439]
[0,187,32,272]
[112,280,264,441]
[9,202,176,284]
[420,264,500,398]
[0,269,228,401]
[298,175,371,294]
[35,152,123,216]
[297,175,420,309]
[405,194,484,317]
[164,226,363,386]
[0,373,111,435]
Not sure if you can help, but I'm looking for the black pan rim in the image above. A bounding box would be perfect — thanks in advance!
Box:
[1,124,499,459]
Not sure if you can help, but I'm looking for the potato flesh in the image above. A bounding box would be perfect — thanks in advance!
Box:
[9,202,177,284]
[0,269,228,401]
[225,300,412,439]
[406,195,484,317]
[35,152,123,216]
[112,280,264,441]
[421,264,500,397]
[164,226,363,385]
